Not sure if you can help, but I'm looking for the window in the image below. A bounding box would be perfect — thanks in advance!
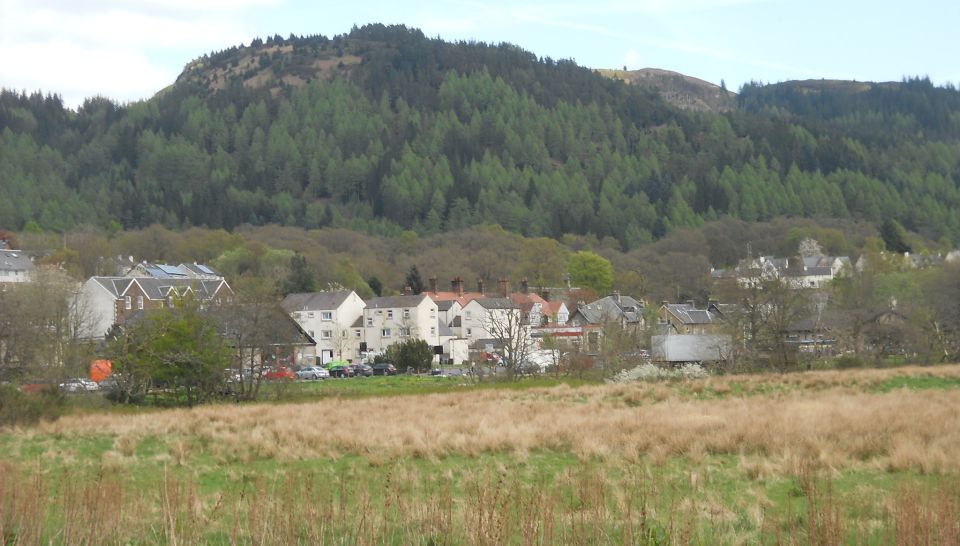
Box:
[403,309,410,319]
[124,296,131,310]
[430,327,436,336]
[307,312,314,318]
[321,311,333,321]
[465,311,472,319]
[399,327,410,337]
[321,330,332,339]
[137,295,144,310]
[430,309,436,318]
[466,328,472,336]
[366,317,373,327]
[381,328,391,338]
[387,310,394,319]
[354,329,361,339]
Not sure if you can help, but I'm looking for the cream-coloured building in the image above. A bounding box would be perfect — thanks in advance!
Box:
[362,294,440,355]
[282,290,366,364]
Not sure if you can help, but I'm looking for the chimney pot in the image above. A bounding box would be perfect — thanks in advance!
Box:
[477,278,485,294]
[498,277,509,298]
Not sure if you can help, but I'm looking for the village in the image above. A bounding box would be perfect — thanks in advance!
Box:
[5,236,956,386]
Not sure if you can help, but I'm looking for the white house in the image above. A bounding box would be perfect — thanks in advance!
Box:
[282,290,366,364]
[458,297,521,345]
[362,294,440,356]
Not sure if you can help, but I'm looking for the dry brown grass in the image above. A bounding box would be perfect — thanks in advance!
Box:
[5,365,960,544]
[30,365,960,475]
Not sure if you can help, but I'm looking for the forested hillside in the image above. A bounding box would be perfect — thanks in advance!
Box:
[2,24,960,248]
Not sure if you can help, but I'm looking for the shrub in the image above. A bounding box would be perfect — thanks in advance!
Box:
[0,384,65,427]
[835,354,865,369]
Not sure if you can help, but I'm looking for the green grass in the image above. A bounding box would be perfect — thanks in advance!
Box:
[873,374,960,393]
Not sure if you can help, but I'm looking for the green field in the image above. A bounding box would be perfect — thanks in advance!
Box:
[3,366,960,545]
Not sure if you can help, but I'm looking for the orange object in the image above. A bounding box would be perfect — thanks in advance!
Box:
[90,359,113,382]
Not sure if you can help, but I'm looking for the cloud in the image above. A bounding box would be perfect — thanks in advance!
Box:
[0,0,269,107]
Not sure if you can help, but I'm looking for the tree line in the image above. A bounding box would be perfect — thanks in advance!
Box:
[2,25,960,247]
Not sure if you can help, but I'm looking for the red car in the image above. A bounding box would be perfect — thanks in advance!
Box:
[264,367,296,380]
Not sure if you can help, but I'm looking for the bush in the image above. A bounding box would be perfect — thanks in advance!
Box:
[835,354,865,369]
[0,384,65,427]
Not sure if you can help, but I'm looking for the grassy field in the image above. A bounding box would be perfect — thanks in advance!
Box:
[3,365,960,544]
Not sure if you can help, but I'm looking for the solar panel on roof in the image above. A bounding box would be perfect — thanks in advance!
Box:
[157,264,186,275]
[197,264,215,274]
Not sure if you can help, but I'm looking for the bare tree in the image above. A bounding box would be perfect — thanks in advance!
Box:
[484,306,531,379]
[0,268,97,382]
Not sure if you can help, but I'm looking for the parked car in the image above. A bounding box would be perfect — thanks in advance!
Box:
[352,363,373,377]
[372,362,397,376]
[430,368,443,376]
[264,367,296,381]
[328,363,354,378]
[59,378,98,393]
[296,366,329,380]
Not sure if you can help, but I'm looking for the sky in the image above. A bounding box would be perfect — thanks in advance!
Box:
[1,0,958,109]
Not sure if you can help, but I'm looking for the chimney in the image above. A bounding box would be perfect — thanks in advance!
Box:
[612,290,620,303]
[686,299,695,308]
[521,277,529,294]
[498,278,509,298]
[477,278,485,295]
[452,276,464,296]
[402,285,413,296]
[429,276,437,294]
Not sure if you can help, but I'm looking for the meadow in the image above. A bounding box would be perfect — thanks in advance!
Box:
[3,365,960,544]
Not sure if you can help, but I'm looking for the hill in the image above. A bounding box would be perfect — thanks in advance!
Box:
[598,67,736,112]
[1,24,960,248]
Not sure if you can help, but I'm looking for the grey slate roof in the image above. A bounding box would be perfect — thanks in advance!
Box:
[435,300,457,311]
[0,250,33,272]
[475,297,517,310]
[574,295,644,324]
[663,303,724,325]
[92,277,225,300]
[282,290,354,312]
[365,294,427,309]
[438,320,455,337]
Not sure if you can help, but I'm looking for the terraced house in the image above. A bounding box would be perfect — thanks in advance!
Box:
[361,294,440,356]
[76,265,233,339]
[281,290,365,364]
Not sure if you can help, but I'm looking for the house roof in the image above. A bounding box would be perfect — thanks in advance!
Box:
[351,316,364,328]
[365,294,428,309]
[92,277,226,300]
[0,250,33,272]
[281,290,354,312]
[574,294,644,324]
[474,297,517,310]
[180,263,220,277]
[438,320,455,338]
[435,300,458,311]
[544,300,567,316]
[428,291,485,307]
[214,304,316,347]
[662,303,724,325]
[450,316,462,327]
